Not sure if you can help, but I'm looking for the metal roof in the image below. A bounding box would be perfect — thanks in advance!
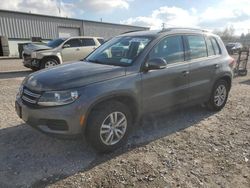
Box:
[0,9,149,29]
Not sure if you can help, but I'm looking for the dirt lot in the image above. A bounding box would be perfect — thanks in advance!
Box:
[0,59,249,188]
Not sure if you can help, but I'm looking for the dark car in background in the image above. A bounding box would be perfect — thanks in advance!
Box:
[226,42,243,54]
[16,28,233,152]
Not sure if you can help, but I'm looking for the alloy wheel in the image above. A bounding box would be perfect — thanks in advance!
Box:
[100,111,127,146]
[214,85,227,107]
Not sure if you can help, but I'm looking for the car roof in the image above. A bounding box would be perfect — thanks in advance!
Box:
[65,36,104,39]
[119,27,216,38]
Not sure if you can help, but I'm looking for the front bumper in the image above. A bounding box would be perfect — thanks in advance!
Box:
[15,97,87,137]
[23,57,40,68]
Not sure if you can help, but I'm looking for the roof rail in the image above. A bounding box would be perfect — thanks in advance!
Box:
[159,27,209,33]
[121,30,147,34]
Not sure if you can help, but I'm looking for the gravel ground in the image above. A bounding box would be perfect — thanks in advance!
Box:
[0,59,28,72]
[0,58,249,188]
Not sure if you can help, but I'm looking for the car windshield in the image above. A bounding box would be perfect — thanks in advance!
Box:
[47,38,66,48]
[86,36,152,66]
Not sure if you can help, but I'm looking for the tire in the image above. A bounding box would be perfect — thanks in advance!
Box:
[19,50,23,59]
[239,69,248,76]
[207,79,229,111]
[30,67,39,71]
[86,101,132,153]
[40,58,59,69]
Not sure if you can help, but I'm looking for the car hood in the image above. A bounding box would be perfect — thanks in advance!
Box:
[23,43,52,55]
[24,61,126,91]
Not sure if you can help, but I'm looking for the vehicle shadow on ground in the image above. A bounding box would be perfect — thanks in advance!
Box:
[0,70,32,79]
[0,106,214,188]
[240,79,250,85]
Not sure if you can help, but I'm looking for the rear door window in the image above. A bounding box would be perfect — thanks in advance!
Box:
[81,38,96,46]
[186,35,207,59]
[149,35,184,64]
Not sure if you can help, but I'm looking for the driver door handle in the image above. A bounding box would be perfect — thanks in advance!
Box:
[76,48,80,51]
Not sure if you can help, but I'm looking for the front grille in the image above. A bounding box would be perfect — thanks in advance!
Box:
[21,87,41,107]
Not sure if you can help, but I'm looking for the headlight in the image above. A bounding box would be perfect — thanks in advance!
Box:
[16,85,24,98]
[38,90,79,106]
[31,52,37,58]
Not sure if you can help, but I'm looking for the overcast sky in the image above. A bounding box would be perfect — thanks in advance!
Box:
[1,0,250,35]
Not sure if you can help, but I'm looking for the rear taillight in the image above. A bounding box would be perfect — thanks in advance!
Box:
[229,57,236,69]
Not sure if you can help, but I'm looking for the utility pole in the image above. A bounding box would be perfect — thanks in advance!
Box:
[162,23,165,30]
[56,0,61,16]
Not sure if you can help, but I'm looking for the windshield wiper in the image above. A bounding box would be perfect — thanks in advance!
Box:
[85,59,126,67]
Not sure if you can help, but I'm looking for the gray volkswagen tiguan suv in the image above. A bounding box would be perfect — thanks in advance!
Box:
[16,28,234,152]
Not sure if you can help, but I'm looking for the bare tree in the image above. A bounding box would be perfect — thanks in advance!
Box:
[214,25,237,44]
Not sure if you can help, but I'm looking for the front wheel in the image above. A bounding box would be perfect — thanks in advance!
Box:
[40,58,59,69]
[30,67,39,71]
[86,101,132,153]
[207,80,229,111]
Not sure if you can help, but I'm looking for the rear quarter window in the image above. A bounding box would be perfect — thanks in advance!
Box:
[211,37,221,55]
[205,37,216,56]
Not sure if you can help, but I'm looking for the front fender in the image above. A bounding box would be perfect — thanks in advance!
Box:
[36,51,63,64]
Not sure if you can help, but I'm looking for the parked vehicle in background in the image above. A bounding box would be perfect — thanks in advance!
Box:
[22,36,104,70]
[18,42,46,59]
[226,42,243,54]
[16,28,233,152]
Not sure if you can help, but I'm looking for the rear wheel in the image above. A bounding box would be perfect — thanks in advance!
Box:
[40,58,59,69]
[86,101,132,153]
[207,79,229,111]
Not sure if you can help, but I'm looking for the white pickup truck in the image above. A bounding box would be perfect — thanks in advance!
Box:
[23,36,104,70]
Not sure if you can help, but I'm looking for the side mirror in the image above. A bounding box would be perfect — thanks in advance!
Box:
[63,44,71,48]
[144,58,167,71]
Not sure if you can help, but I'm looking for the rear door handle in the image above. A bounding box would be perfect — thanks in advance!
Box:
[182,70,190,76]
[214,64,219,68]
[76,48,80,51]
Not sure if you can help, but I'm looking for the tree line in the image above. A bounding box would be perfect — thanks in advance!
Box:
[214,26,250,47]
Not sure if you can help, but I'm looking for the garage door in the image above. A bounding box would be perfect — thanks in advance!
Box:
[58,27,80,38]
